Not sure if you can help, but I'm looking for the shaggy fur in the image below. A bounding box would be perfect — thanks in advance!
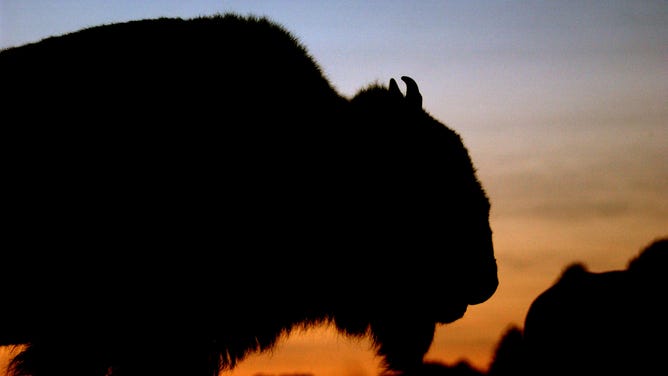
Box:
[1,14,497,376]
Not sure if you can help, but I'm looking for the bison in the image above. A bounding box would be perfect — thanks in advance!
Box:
[522,237,667,375]
[0,13,498,376]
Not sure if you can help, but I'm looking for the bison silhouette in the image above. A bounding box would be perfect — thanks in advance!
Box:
[1,13,498,376]
[522,237,667,376]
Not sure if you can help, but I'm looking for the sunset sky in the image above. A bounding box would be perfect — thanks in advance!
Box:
[1,1,667,375]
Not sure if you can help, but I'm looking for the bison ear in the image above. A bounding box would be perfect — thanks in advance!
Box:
[401,76,422,109]
[389,78,403,99]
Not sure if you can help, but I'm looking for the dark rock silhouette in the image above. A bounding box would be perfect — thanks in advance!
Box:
[0,13,497,376]
[520,237,667,375]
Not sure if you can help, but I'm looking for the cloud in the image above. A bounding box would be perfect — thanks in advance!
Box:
[480,127,668,223]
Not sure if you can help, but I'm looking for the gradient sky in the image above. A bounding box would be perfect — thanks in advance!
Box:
[1,1,667,375]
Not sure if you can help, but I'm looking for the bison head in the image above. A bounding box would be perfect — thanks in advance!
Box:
[337,76,498,373]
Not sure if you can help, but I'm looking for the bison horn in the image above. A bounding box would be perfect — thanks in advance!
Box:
[401,76,422,108]
[389,78,403,99]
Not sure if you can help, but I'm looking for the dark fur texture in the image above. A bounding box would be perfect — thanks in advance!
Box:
[1,14,497,376]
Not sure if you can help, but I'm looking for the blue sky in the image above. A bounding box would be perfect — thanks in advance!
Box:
[1,1,667,375]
